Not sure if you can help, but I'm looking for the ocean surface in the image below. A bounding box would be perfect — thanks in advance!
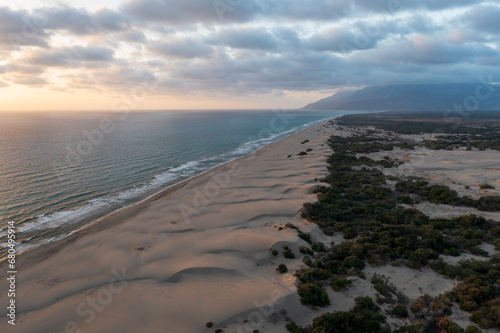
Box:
[0,109,364,259]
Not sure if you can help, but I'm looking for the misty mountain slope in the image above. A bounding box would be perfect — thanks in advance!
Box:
[303,83,500,111]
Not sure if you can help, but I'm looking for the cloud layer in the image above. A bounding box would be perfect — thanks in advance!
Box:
[0,0,499,100]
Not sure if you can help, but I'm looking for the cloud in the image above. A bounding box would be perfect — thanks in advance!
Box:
[353,34,498,65]
[8,75,48,86]
[118,29,148,43]
[305,26,381,53]
[44,6,130,34]
[26,46,115,67]
[93,7,130,31]
[44,6,94,35]
[4,64,45,74]
[207,27,278,51]
[463,5,500,33]
[0,6,50,47]
[150,37,213,58]
[1,0,498,99]
[123,0,260,23]
[121,0,485,26]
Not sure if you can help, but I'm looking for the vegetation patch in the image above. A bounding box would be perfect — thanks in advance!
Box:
[285,112,500,331]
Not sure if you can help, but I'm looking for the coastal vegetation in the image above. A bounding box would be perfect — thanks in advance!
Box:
[287,112,500,332]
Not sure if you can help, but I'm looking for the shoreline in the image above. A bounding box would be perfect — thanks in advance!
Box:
[0,116,340,333]
[1,116,339,265]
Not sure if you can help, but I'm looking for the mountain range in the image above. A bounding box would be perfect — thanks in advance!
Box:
[302,83,500,111]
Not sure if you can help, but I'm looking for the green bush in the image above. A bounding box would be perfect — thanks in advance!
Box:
[464,326,482,333]
[343,228,359,239]
[332,276,352,291]
[298,232,312,244]
[277,264,288,273]
[308,297,387,333]
[297,282,330,307]
[390,304,409,318]
[283,246,295,259]
[398,195,413,204]
[312,242,326,252]
[286,321,301,333]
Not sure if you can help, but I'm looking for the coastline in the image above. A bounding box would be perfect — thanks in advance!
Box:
[0,117,340,332]
[0,115,339,264]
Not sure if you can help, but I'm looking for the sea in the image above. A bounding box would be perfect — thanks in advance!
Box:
[0,109,365,259]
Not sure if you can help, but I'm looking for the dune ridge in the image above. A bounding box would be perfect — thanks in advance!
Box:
[0,120,338,333]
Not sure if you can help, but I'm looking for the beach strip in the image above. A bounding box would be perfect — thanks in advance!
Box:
[0,119,339,333]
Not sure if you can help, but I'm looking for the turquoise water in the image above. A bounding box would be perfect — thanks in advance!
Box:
[0,110,363,258]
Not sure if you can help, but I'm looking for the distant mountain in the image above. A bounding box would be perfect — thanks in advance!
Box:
[302,83,500,111]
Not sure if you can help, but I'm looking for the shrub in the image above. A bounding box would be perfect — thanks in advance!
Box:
[306,148,313,152]
[295,268,314,283]
[302,255,312,266]
[313,268,330,280]
[332,276,352,291]
[298,151,308,156]
[285,321,301,333]
[312,242,326,252]
[398,195,413,204]
[479,184,494,189]
[271,249,278,256]
[301,140,310,144]
[277,264,288,273]
[307,296,387,333]
[297,282,330,307]
[390,304,409,318]
[343,228,359,239]
[283,246,295,259]
[298,232,312,244]
[299,246,313,255]
[464,326,482,333]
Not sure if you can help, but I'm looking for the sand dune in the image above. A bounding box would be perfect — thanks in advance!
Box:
[3,119,498,333]
[0,120,337,333]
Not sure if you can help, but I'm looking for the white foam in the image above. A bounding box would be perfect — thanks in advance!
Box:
[5,115,335,250]
[18,198,113,233]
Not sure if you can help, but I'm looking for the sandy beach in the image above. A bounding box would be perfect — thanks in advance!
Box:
[2,118,499,333]
[0,119,339,333]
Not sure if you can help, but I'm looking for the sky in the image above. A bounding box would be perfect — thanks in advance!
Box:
[0,0,499,111]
